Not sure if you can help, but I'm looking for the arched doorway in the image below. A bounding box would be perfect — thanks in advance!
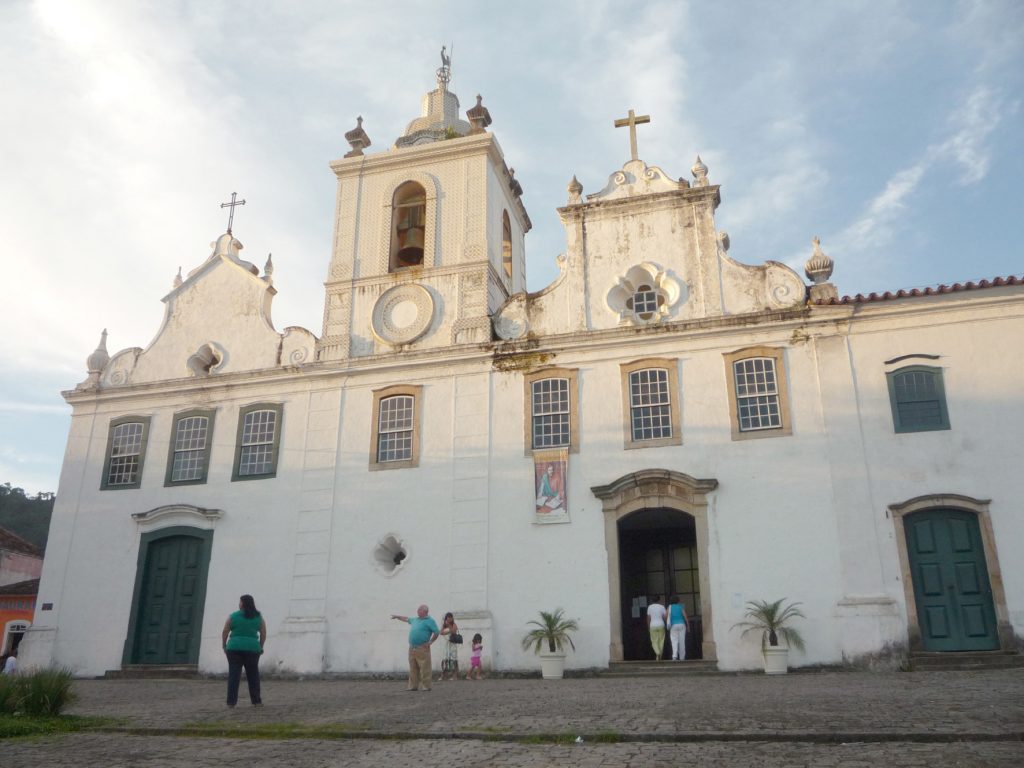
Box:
[890,495,1013,652]
[592,469,718,662]
[618,508,702,660]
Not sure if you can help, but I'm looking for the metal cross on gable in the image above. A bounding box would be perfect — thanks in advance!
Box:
[613,108,651,162]
[220,192,246,234]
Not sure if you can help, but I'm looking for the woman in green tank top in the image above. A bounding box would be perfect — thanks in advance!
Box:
[221,594,267,706]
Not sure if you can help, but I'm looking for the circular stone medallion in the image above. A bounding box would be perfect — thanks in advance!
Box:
[371,284,434,345]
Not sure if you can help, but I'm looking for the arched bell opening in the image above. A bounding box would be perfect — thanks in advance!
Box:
[390,181,426,270]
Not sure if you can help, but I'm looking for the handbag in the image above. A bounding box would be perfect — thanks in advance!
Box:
[450,632,464,644]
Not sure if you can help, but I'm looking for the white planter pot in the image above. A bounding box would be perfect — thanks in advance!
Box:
[539,651,566,680]
[763,646,789,675]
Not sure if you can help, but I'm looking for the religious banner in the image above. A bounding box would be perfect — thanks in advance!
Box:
[533,448,569,523]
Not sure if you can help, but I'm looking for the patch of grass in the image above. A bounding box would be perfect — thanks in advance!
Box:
[0,715,114,740]
[173,722,370,740]
[0,668,77,717]
[518,733,577,744]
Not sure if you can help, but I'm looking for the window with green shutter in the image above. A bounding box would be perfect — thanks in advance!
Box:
[886,365,950,433]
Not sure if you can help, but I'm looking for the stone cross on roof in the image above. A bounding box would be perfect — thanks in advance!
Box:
[613,109,651,162]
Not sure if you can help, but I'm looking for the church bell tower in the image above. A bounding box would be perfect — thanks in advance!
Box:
[319,50,532,360]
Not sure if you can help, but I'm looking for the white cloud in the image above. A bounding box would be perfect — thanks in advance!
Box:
[828,85,1004,263]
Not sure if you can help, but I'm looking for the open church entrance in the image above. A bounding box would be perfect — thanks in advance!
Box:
[619,508,702,660]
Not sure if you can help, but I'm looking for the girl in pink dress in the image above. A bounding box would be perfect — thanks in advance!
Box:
[467,633,484,680]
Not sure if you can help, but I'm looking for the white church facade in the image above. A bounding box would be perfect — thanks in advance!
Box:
[24,58,1024,676]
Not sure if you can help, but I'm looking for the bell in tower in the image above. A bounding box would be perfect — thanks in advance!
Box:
[391,181,426,269]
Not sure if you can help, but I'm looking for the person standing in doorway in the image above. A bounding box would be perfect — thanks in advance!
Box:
[646,595,668,660]
[391,604,439,691]
[222,594,266,707]
[667,595,689,661]
[2,647,17,675]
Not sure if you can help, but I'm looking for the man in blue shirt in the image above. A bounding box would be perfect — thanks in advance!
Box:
[390,604,440,691]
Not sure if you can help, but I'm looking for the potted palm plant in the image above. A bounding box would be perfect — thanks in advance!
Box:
[732,598,806,674]
[521,608,579,679]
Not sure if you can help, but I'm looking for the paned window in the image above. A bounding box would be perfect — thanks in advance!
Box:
[166,411,215,485]
[887,365,950,433]
[620,359,681,448]
[378,395,415,462]
[531,378,570,449]
[724,347,792,440]
[629,369,673,441]
[523,368,579,454]
[733,357,782,431]
[101,416,150,490]
[232,404,283,481]
[370,385,422,470]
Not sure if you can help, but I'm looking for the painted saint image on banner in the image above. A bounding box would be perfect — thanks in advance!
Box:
[534,449,568,518]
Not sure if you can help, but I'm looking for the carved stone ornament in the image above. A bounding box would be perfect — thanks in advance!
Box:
[281,326,316,365]
[493,293,529,340]
[186,342,225,377]
[344,116,371,158]
[607,263,686,325]
[103,347,142,387]
[371,283,435,346]
[587,159,683,202]
[765,262,807,309]
[804,236,834,284]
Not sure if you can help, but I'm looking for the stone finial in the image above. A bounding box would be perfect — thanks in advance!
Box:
[567,175,583,205]
[691,155,709,187]
[718,231,730,253]
[79,328,110,390]
[173,266,183,289]
[344,116,372,158]
[806,236,838,302]
[467,94,492,134]
[263,253,274,284]
[508,167,523,198]
[87,329,110,374]
[805,237,834,284]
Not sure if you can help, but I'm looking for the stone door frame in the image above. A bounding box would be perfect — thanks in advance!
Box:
[889,494,1014,652]
[122,524,215,666]
[592,469,718,662]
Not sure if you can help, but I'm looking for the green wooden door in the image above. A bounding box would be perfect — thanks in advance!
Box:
[132,535,206,664]
[905,509,999,652]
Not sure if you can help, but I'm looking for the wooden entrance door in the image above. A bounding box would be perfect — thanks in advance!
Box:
[905,509,999,652]
[619,520,702,660]
[132,534,208,664]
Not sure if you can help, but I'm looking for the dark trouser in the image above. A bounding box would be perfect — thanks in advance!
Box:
[226,650,261,705]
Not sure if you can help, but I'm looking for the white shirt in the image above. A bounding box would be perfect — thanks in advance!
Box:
[646,602,667,628]
[2,655,16,675]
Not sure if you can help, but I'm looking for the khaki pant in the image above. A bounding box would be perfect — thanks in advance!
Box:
[649,626,666,660]
[408,644,432,690]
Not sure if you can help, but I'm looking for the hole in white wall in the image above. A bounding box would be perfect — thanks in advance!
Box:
[374,534,407,575]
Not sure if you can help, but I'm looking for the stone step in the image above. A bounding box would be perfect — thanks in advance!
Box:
[104,664,202,679]
[908,651,1024,672]
[602,660,720,677]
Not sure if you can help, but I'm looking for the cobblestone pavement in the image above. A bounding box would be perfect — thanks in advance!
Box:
[4,669,1023,766]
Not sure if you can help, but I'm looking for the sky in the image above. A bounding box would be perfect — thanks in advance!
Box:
[1,0,1022,495]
